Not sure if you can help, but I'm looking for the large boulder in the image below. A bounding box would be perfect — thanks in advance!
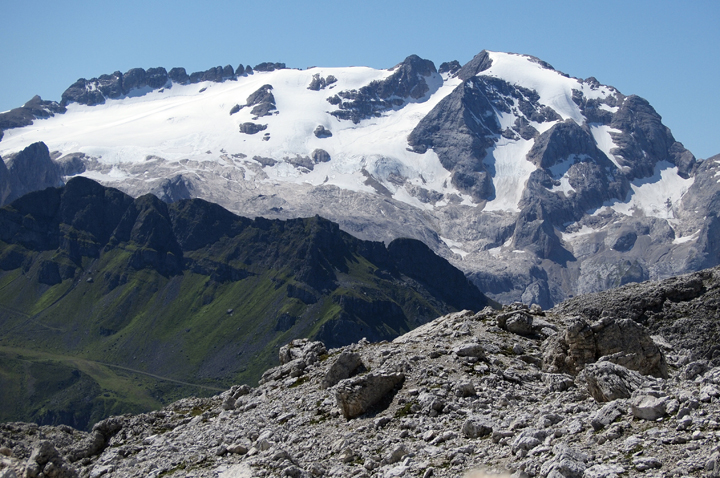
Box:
[580,361,647,402]
[321,351,365,389]
[334,372,405,419]
[542,316,668,378]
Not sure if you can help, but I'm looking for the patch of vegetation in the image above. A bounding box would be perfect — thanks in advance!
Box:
[395,401,415,418]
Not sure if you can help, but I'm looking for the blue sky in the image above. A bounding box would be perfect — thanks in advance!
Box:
[2,0,718,158]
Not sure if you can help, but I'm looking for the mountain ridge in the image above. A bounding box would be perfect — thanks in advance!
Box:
[0,49,715,310]
[0,177,491,429]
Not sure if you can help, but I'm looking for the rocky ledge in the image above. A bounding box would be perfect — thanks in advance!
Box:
[3,268,720,478]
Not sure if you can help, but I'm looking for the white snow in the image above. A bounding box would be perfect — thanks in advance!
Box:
[590,125,623,168]
[605,161,694,219]
[484,52,585,125]
[0,66,470,211]
[599,104,618,113]
[561,225,597,242]
[673,230,700,245]
[482,137,536,212]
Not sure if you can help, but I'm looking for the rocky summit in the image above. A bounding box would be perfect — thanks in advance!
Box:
[3,267,720,477]
[0,51,716,308]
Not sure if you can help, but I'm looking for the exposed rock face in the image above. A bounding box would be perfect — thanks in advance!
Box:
[334,372,405,419]
[1,142,63,205]
[438,60,461,75]
[253,62,286,72]
[554,267,720,366]
[307,73,337,91]
[239,122,267,134]
[245,84,276,118]
[0,95,66,138]
[542,316,667,377]
[313,124,332,138]
[329,54,438,123]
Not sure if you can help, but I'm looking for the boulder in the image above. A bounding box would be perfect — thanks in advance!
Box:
[580,361,647,402]
[590,400,626,430]
[313,125,333,138]
[239,123,267,135]
[26,440,78,478]
[461,417,493,438]
[539,444,587,478]
[453,342,486,359]
[279,339,326,365]
[311,149,331,163]
[630,394,668,420]
[593,318,668,378]
[334,372,405,419]
[321,351,365,389]
[542,316,668,378]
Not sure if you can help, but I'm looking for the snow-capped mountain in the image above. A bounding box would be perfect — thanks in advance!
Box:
[0,50,715,307]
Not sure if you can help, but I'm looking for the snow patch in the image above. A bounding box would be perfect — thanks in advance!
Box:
[673,230,700,245]
[590,125,623,169]
[483,138,536,212]
[561,225,597,242]
[484,52,585,125]
[605,161,694,219]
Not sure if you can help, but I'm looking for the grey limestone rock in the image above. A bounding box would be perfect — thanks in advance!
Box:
[313,125,332,138]
[452,342,486,359]
[589,400,625,430]
[438,60,461,75]
[539,444,587,478]
[461,417,492,438]
[253,62,286,72]
[279,339,326,365]
[311,149,331,163]
[629,394,668,420]
[2,142,63,206]
[329,54,437,123]
[321,351,365,389]
[334,372,405,419]
[542,316,667,378]
[239,122,267,135]
[580,361,647,402]
[168,67,190,84]
[456,50,493,81]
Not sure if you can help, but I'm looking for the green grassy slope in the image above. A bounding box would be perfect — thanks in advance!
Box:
[0,178,493,429]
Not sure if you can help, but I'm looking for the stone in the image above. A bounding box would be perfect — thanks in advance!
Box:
[313,125,332,138]
[539,444,587,478]
[582,464,625,478]
[239,122,267,134]
[321,351,365,389]
[334,372,405,419]
[311,149,331,163]
[453,342,486,359]
[461,418,493,438]
[630,395,668,420]
[632,456,662,471]
[581,361,647,402]
[590,400,625,430]
[279,339,326,365]
[505,313,534,335]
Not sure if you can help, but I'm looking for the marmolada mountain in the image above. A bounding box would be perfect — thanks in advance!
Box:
[0,50,719,478]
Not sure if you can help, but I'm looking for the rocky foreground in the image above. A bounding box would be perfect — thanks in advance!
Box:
[4,268,720,478]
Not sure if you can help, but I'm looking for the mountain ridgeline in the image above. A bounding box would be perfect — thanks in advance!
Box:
[0,50,713,309]
[0,177,491,429]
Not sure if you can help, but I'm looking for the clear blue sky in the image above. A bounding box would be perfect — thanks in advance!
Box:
[2,0,718,158]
